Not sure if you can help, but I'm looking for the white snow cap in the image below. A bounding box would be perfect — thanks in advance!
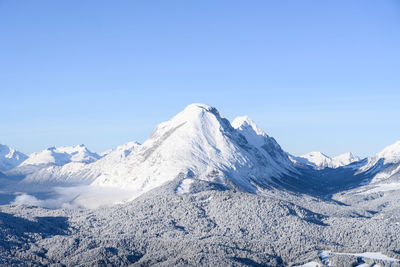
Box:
[20,144,100,166]
[333,152,361,166]
[0,144,28,171]
[296,151,360,169]
[300,151,332,169]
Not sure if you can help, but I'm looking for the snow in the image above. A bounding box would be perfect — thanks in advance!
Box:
[0,144,27,171]
[371,164,400,183]
[176,178,195,194]
[232,115,298,175]
[20,144,100,167]
[300,152,334,169]
[293,262,322,267]
[361,182,400,194]
[318,250,331,266]
[293,151,361,169]
[375,141,400,165]
[333,152,361,166]
[353,252,398,261]
[319,250,399,264]
[359,140,400,174]
[2,103,400,212]
[231,116,268,139]
[9,141,140,188]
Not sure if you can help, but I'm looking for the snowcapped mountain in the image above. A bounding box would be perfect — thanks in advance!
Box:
[5,144,101,181]
[296,151,333,169]
[358,141,400,174]
[333,152,361,166]
[291,151,361,169]
[355,141,400,185]
[6,103,399,201]
[11,141,141,188]
[19,144,100,167]
[0,144,28,172]
[91,103,297,196]
[342,142,400,195]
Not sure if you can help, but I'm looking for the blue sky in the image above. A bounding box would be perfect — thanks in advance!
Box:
[1,0,399,157]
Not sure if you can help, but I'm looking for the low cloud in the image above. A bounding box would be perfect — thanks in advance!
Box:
[12,193,75,209]
[11,186,140,209]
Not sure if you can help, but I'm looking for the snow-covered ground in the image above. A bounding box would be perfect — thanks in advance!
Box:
[318,250,399,266]
[360,182,400,194]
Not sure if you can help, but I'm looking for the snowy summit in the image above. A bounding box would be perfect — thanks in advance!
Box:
[0,144,28,172]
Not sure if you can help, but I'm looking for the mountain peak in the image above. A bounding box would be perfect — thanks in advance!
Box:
[185,103,214,111]
[333,152,361,166]
[175,103,226,123]
[295,151,361,169]
[232,116,268,138]
[296,152,332,169]
[0,144,28,171]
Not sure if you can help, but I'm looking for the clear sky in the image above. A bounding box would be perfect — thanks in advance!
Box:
[1,0,399,157]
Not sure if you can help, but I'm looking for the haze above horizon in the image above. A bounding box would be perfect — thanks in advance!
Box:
[1,0,399,157]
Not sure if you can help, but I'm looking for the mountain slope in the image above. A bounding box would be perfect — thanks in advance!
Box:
[92,104,297,196]
[231,116,297,175]
[0,144,27,172]
[350,141,400,190]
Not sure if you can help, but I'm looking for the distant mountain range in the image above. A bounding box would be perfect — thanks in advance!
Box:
[290,151,361,169]
[1,103,400,199]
